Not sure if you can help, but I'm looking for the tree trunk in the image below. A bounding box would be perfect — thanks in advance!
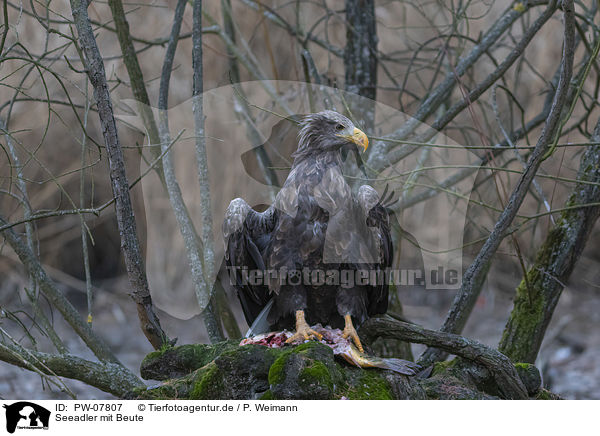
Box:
[499,120,600,363]
[344,0,377,128]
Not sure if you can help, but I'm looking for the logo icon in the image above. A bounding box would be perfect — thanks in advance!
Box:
[3,402,50,433]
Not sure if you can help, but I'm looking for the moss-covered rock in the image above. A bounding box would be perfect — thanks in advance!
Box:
[136,343,285,400]
[342,369,394,399]
[422,358,499,399]
[423,358,542,399]
[268,342,342,399]
[420,376,498,400]
[190,362,223,399]
[131,340,557,400]
[140,340,239,381]
[134,340,413,400]
[193,344,284,399]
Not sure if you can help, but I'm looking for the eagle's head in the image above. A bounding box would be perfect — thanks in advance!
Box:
[294,110,368,159]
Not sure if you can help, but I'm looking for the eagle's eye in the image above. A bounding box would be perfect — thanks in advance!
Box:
[335,123,345,131]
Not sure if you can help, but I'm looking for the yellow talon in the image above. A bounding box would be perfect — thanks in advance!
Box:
[342,314,364,353]
[285,310,323,344]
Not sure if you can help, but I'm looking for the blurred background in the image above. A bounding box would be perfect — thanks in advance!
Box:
[0,0,599,399]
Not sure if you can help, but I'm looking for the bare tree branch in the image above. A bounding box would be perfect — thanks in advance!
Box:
[156,0,223,343]
[193,0,224,343]
[69,0,170,350]
[378,1,559,171]
[368,1,551,172]
[360,316,528,399]
[107,0,163,169]
[419,0,577,367]
[0,341,144,397]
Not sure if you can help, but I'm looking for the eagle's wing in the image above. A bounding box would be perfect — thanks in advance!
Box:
[357,185,394,316]
[223,198,278,326]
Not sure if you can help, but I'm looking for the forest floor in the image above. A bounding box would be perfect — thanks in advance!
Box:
[1,269,598,400]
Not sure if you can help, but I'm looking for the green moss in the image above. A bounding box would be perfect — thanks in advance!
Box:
[142,342,230,367]
[134,380,185,400]
[299,361,334,391]
[268,342,337,388]
[498,261,549,362]
[218,344,283,375]
[178,341,238,368]
[535,388,561,400]
[513,363,542,396]
[133,340,560,400]
[189,362,224,400]
[500,154,600,363]
[133,371,198,400]
[267,342,342,399]
[259,390,274,400]
[344,371,393,400]
[142,348,168,363]
[268,350,292,386]
[431,358,458,377]
[293,341,324,354]
[140,340,240,381]
[420,376,497,400]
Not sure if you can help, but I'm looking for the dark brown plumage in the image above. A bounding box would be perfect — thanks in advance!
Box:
[223,111,392,349]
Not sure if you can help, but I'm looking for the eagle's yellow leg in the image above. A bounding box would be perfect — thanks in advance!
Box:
[285,310,323,344]
[342,314,364,352]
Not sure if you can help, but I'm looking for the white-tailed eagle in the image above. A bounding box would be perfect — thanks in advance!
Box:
[223,110,393,352]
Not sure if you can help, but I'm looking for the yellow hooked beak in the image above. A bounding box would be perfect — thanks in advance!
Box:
[338,127,369,152]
